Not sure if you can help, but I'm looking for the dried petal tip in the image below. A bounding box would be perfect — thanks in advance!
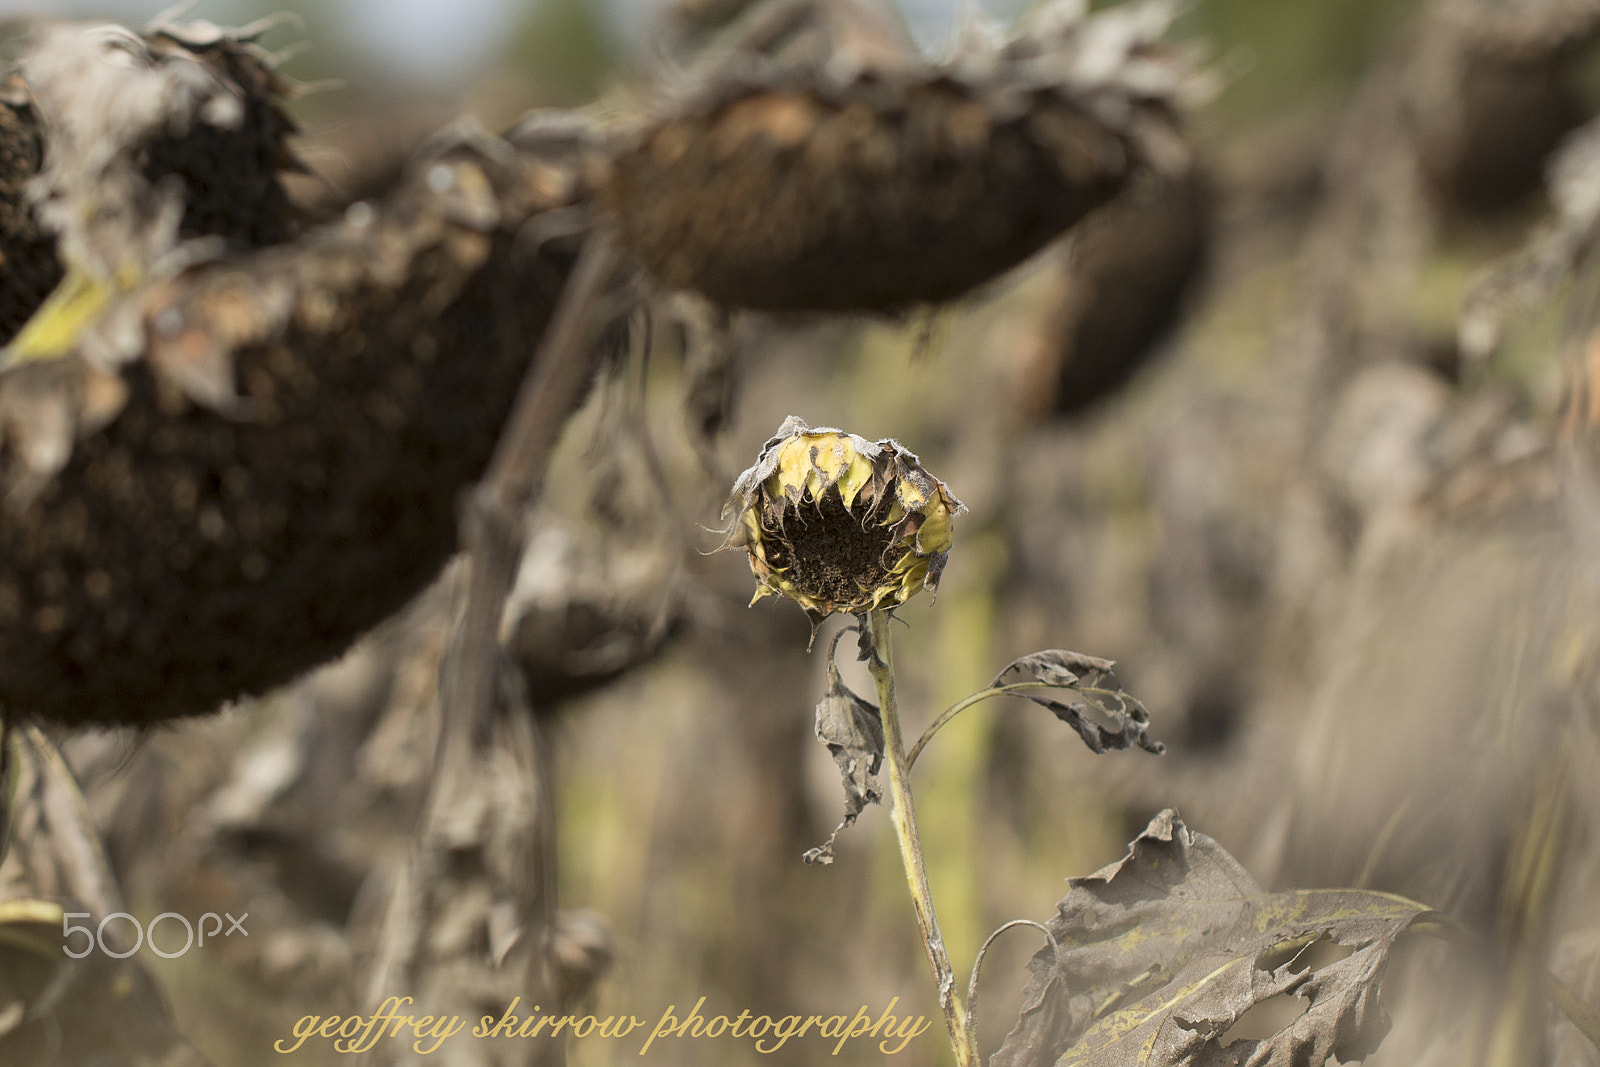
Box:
[723,416,964,620]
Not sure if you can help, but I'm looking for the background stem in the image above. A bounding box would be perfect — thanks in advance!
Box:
[867,609,978,1067]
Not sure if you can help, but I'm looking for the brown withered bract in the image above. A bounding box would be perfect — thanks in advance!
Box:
[604,0,1201,313]
[0,20,587,726]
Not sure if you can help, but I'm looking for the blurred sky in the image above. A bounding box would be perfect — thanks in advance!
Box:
[0,0,1034,85]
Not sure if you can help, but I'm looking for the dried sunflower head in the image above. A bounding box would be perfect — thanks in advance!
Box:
[0,106,585,726]
[603,0,1207,313]
[4,15,303,370]
[723,416,964,624]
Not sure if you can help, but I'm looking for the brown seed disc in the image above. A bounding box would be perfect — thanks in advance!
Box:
[17,22,306,286]
[604,76,1130,312]
[0,152,578,726]
[0,93,64,344]
[757,486,897,612]
[134,80,298,250]
[132,27,303,249]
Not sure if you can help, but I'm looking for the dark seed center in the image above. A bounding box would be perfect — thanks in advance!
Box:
[760,485,899,609]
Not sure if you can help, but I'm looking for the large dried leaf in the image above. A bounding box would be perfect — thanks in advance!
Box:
[0,727,124,916]
[506,518,682,707]
[993,810,1436,1067]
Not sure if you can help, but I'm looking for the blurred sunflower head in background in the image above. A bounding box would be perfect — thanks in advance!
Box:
[723,416,964,626]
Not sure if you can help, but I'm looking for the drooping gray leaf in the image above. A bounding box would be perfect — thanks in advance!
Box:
[992,810,1436,1067]
[993,650,1164,755]
[803,628,883,865]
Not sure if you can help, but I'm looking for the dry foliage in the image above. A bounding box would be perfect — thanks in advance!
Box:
[0,1,1594,1066]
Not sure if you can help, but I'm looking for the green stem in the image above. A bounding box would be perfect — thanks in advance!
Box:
[866,609,978,1067]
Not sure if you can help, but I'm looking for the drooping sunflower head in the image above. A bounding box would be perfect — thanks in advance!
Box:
[723,416,965,623]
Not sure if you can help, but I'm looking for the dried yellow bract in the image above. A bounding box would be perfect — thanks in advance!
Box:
[723,416,964,622]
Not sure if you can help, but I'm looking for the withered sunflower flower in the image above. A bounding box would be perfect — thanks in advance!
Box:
[0,17,587,726]
[603,0,1206,314]
[723,416,964,625]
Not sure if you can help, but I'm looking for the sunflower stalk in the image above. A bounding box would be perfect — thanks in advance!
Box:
[866,608,978,1067]
[723,417,1157,1067]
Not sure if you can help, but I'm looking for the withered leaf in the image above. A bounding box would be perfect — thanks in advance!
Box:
[993,650,1164,755]
[992,810,1436,1067]
[803,628,883,865]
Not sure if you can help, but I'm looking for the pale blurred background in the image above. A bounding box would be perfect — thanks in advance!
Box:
[1,1,1596,1065]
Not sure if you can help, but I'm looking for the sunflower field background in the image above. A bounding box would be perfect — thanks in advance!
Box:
[0,0,1596,1064]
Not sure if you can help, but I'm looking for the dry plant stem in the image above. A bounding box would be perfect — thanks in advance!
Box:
[1407,913,1600,1053]
[447,230,621,748]
[906,681,1133,770]
[966,919,1059,1044]
[866,609,978,1067]
[436,226,620,788]
[530,714,563,1067]
[0,713,15,865]
[1548,975,1600,1048]
[700,0,813,58]
[905,681,1053,771]
[423,230,619,1057]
